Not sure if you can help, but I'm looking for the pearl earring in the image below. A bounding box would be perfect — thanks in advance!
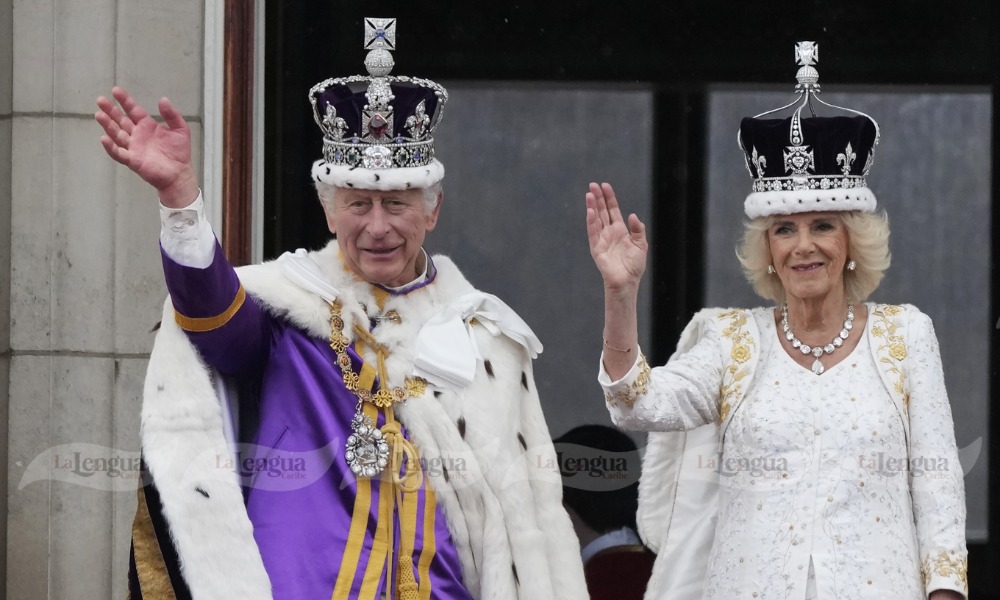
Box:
[847,260,856,271]
[767,265,776,274]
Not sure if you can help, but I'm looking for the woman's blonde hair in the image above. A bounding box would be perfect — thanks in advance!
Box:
[736,210,891,303]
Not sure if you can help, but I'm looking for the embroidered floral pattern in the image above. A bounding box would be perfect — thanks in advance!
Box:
[731,344,751,364]
[711,307,922,599]
[718,310,755,422]
[870,305,909,405]
[604,353,651,408]
[921,550,968,591]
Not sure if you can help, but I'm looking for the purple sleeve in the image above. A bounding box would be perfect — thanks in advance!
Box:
[161,241,271,375]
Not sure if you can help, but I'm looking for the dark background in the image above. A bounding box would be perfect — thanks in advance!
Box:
[264,1,998,595]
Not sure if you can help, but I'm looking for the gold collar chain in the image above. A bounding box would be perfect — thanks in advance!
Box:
[330,300,427,482]
[328,300,427,408]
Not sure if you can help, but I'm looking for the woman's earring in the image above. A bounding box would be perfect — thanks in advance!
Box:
[767,265,776,274]
[846,260,857,271]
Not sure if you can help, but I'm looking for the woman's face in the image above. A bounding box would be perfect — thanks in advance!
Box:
[767,212,850,302]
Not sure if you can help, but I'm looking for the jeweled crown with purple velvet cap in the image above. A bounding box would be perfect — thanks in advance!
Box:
[309,18,449,191]
[738,42,881,218]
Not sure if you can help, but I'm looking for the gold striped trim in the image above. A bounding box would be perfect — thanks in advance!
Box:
[173,284,246,332]
[332,402,379,600]
[399,486,419,559]
[358,362,377,393]
[417,487,438,600]
[360,460,395,598]
[372,287,391,312]
[132,484,178,600]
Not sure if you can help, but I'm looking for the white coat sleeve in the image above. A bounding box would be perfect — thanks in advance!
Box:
[598,325,724,432]
[906,310,968,599]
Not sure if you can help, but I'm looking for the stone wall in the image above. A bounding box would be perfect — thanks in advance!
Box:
[5,1,204,597]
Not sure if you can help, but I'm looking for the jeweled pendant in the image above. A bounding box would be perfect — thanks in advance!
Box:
[346,413,389,478]
[811,358,825,375]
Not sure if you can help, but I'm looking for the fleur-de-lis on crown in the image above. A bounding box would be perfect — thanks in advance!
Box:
[322,104,348,141]
[751,146,767,178]
[837,142,857,176]
[405,100,431,140]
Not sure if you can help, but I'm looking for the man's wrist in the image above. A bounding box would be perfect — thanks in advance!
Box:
[158,170,200,209]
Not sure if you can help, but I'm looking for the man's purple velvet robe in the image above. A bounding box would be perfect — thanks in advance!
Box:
[162,243,471,600]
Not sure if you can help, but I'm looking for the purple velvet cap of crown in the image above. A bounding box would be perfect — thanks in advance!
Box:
[740,115,879,218]
[316,81,443,144]
[740,115,877,180]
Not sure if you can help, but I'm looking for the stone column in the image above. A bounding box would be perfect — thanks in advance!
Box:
[6,1,204,597]
[0,0,12,591]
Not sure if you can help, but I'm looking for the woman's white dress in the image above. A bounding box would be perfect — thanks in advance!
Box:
[600,305,968,600]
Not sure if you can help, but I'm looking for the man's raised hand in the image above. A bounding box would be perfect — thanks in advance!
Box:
[95,86,198,208]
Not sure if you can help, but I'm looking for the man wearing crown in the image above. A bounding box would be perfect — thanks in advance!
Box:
[96,17,587,600]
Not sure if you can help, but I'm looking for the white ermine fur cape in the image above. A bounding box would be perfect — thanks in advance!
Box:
[141,242,588,599]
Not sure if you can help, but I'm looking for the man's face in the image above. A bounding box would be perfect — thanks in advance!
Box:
[325,187,441,287]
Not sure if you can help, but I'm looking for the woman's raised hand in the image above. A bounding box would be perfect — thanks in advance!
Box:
[585,182,648,292]
[95,86,198,208]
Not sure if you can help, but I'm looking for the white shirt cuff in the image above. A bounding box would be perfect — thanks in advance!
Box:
[159,190,217,269]
[597,344,645,386]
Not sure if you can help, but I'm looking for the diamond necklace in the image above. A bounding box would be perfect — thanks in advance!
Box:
[781,303,855,375]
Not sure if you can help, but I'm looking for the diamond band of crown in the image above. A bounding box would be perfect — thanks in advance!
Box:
[752,175,868,193]
[308,18,448,171]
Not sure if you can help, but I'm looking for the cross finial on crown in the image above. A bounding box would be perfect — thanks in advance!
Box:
[794,41,820,91]
[795,41,818,67]
[365,18,396,51]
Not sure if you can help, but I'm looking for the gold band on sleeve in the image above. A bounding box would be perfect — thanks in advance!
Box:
[173,285,247,332]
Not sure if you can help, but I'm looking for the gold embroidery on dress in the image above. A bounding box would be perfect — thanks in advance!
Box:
[921,549,969,590]
[604,353,651,408]
[719,310,755,422]
[870,305,909,406]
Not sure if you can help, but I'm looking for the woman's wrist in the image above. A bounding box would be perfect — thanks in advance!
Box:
[603,281,640,301]
[603,338,636,354]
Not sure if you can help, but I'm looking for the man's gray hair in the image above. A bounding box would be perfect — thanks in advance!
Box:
[315,181,442,215]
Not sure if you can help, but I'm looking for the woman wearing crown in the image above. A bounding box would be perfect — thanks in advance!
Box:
[585,43,967,600]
